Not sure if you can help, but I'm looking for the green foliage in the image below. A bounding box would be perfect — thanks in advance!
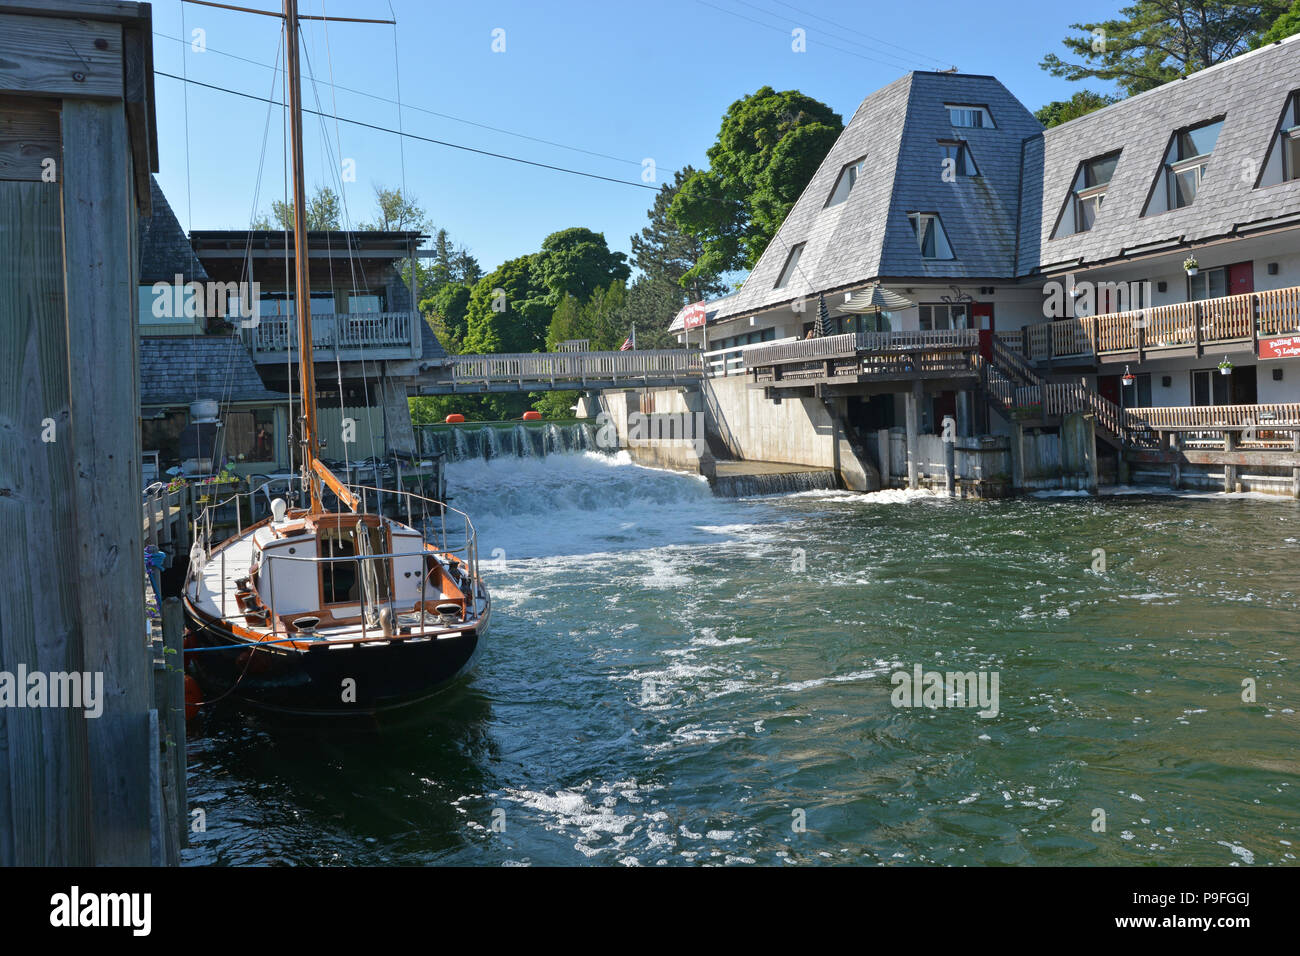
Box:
[264,185,343,230]
[619,274,690,350]
[422,282,473,353]
[1034,90,1121,127]
[531,227,630,306]
[530,390,582,419]
[631,166,727,300]
[359,185,429,232]
[462,256,552,355]
[1040,1,1291,96]
[1253,0,1300,45]
[544,282,627,352]
[668,87,842,280]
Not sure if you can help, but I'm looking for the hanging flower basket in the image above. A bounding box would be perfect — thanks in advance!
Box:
[1217,358,1233,375]
[1184,255,1199,276]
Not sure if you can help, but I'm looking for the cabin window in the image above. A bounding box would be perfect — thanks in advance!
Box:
[1189,266,1227,301]
[774,242,806,289]
[908,213,954,259]
[1191,368,1230,406]
[825,157,866,207]
[345,291,384,313]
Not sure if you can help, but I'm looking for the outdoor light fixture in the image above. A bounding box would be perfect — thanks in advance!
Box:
[1157,281,1168,293]
[1274,368,1283,381]
[1162,375,1172,387]
[1268,262,1279,275]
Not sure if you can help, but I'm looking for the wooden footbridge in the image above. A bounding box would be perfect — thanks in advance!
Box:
[414,349,703,395]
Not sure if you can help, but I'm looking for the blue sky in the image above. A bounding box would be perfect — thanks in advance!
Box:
[151,0,1123,276]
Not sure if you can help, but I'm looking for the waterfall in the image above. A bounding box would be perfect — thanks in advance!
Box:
[710,469,839,498]
[426,421,615,463]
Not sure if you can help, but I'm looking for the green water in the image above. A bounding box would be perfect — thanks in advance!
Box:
[183,452,1300,866]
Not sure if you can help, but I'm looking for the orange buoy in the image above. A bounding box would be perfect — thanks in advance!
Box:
[445,413,466,424]
[522,410,542,421]
[184,674,203,721]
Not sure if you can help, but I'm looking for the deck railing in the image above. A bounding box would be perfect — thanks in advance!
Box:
[246,311,418,357]
[447,348,702,384]
[703,337,799,377]
[745,328,979,368]
[1015,286,1300,362]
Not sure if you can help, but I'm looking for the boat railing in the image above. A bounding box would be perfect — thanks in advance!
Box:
[187,480,483,640]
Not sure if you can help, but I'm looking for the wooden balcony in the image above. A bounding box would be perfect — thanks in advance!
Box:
[245,311,420,362]
[1013,286,1300,364]
[745,329,981,391]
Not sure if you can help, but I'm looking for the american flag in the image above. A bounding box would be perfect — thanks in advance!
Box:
[620,325,636,351]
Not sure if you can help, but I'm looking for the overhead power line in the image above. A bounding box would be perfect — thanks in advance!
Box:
[155,70,661,191]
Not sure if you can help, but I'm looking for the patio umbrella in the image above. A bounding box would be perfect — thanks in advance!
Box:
[840,283,916,313]
[813,293,831,337]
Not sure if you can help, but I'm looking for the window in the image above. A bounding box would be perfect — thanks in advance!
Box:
[919,303,968,330]
[774,242,806,289]
[1121,372,1152,408]
[258,293,337,316]
[1052,151,1121,238]
[1260,92,1300,187]
[1144,118,1223,215]
[946,104,994,129]
[140,410,189,467]
[908,213,954,259]
[345,290,383,313]
[1191,368,1230,406]
[825,157,866,207]
[939,140,979,177]
[1189,266,1227,301]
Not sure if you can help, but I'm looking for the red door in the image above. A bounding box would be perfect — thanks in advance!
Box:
[1098,374,1121,406]
[971,303,994,359]
[1228,262,1254,295]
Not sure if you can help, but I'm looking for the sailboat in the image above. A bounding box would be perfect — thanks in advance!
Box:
[182,0,489,717]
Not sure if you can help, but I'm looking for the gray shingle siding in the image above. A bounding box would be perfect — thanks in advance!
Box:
[719,37,1300,319]
[141,335,287,407]
[138,177,207,285]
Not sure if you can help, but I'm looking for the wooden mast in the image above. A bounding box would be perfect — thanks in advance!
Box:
[283,0,321,512]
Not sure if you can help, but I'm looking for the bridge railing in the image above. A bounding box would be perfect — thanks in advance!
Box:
[703,337,799,377]
[448,348,702,384]
[745,328,979,368]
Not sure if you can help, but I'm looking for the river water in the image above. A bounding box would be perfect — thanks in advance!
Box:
[183,451,1300,866]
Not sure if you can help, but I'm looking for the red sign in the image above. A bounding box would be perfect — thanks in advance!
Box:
[1259,335,1300,359]
[679,302,707,330]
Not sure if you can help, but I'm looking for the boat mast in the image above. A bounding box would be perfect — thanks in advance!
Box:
[283,0,322,512]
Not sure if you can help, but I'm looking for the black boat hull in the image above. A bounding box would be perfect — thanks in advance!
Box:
[182,599,488,718]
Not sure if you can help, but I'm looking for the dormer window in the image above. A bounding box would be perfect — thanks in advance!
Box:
[946,104,994,129]
[1259,92,1300,187]
[1143,117,1223,215]
[1052,150,1120,238]
[774,242,806,289]
[908,213,954,260]
[825,157,866,207]
[938,140,978,177]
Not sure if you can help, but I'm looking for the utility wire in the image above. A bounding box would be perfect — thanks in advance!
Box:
[156,70,659,191]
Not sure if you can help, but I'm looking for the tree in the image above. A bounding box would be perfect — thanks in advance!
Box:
[258,184,343,230]
[669,87,842,282]
[462,256,551,355]
[360,185,429,232]
[422,282,473,353]
[1034,90,1121,128]
[631,166,726,300]
[544,281,627,352]
[1040,1,1291,96]
[614,275,686,350]
[1253,0,1300,45]
[531,227,630,306]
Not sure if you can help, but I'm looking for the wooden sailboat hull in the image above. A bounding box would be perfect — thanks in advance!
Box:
[182,597,489,718]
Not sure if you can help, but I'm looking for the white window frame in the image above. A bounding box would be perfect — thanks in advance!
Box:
[774,242,806,290]
[945,104,995,129]
[908,213,955,260]
[825,157,866,207]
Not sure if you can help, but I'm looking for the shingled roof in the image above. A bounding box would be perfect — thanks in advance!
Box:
[138,177,207,285]
[717,72,1041,321]
[141,335,287,407]
[717,37,1300,319]
[1021,34,1300,275]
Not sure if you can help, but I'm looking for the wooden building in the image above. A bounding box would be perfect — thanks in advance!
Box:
[0,0,160,865]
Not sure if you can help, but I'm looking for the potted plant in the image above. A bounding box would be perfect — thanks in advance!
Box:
[1184,255,1199,276]
[1217,356,1233,376]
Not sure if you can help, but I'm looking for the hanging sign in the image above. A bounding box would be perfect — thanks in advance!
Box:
[1258,335,1300,360]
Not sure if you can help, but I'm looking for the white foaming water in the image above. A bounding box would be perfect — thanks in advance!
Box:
[446,451,771,560]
